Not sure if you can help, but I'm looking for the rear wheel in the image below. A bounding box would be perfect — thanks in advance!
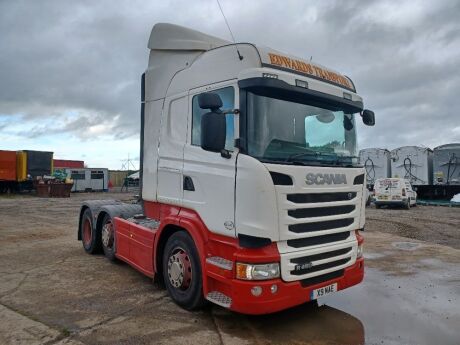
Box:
[375,204,381,209]
[80,208,101,254]
[162,231,205,310]
[101,214,116,261]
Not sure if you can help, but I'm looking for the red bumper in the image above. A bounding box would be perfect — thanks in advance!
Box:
[228,258,364,315]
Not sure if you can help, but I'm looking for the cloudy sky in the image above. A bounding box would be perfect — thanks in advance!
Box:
[1,0,459,169]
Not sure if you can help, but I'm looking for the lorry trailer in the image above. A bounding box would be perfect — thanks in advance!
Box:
[78,23,375,314]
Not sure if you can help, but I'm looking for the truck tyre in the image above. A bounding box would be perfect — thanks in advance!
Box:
[101,213,116,261]
[80,208,101,254]
[375,203,380,209]
[162,231,205,310]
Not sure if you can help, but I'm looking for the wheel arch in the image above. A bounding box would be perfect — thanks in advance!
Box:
[154,215,209,285]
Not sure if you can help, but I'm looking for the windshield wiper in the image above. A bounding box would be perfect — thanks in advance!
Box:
[285,150,321,162]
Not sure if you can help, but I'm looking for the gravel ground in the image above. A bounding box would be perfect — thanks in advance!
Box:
[365,204,460,249]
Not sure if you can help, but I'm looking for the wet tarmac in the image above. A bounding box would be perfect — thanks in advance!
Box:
[212,259,459,345]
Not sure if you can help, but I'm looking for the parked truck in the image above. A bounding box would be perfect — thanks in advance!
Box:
[78,23,375,314]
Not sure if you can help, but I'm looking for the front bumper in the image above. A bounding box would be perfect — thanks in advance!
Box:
[374,199,407,206]
[228,258,364,315]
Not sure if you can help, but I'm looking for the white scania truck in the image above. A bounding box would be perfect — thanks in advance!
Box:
[78,23,375,314]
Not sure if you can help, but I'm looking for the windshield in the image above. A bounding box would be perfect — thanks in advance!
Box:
[246,92,359,166]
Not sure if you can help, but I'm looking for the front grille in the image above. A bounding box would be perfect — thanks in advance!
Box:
[291,247,352,264]
[288,205,355,218]
[287,231,350,248]
[287,192,357,203]
[300,269,344,287]
[291,258,350,276]
[288,218,354,233]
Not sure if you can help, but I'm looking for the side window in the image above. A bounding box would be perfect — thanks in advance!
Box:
[192,87,235,150]
[71,170,85,180]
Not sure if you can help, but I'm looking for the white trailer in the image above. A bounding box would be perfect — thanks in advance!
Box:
[67,168,108,192]
[359,148,391,186]
[390,146,433,185]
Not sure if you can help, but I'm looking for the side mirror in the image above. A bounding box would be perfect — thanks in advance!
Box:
[201,111,226,153]
[362,109,375,126]
[198,92,223,111]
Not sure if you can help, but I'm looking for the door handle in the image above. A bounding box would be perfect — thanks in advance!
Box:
[183,176,195,191]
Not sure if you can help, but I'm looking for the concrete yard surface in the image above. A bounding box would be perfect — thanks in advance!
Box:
[0,193,459,344]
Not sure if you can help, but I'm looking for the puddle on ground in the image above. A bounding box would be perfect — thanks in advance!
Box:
[214,265,460,345]
[364,252,386,259]
[392,241,423,251]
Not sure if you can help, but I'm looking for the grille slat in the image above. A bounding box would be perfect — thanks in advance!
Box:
[291,258,350,276]
[287,231,350,248]
[300,269,344,287]
[287,192,357,204]
[288,218,354,233]
[291,247,352,265]
[288,205,355,218]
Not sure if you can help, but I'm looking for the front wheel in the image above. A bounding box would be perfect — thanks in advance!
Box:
[162,231,205,310]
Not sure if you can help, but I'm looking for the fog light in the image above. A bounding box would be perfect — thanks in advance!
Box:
[270,284,278,294]
[251,286,262,296]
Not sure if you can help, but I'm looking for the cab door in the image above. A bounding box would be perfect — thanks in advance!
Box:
[182,83,238,237]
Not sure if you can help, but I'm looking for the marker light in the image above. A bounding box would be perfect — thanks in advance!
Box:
[357,244,364,258]
[236,262,280,280]
[295,79,309,88]
[262,73,278,79]
[343,92,352,100]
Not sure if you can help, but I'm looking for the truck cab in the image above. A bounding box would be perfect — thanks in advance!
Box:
[78,23,375,315]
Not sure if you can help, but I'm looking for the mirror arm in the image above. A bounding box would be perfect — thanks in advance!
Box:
[220,149,232,159]
[222,108,240,115]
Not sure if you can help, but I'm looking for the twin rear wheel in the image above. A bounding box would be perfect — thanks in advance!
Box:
[80,211,204,310]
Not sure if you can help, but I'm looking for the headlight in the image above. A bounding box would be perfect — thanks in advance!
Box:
[236,262,280,280]
[357,244,364,258]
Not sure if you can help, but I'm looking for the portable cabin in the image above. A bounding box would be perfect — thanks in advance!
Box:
[66,168,108,192]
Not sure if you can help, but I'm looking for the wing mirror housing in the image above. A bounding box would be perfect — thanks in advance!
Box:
[361,109,375,126]
[198,92,223,111]
[199,93,226,153]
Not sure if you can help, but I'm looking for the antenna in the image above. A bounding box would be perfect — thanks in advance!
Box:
[216,0,243,61]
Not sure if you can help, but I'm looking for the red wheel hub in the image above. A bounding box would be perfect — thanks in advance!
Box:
[167,248,192,290]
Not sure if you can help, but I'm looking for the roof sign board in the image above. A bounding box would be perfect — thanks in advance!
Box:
[261,51,355,92]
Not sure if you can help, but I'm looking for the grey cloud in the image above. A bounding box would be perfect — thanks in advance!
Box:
[1,0,460,152]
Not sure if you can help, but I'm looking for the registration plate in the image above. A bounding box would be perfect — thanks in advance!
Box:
[310,283,338,299]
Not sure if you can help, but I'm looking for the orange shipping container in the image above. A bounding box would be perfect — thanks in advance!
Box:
[0,150,17,181]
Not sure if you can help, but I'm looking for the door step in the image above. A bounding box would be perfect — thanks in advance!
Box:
[206,256,233,270]
[206,291,232,308]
